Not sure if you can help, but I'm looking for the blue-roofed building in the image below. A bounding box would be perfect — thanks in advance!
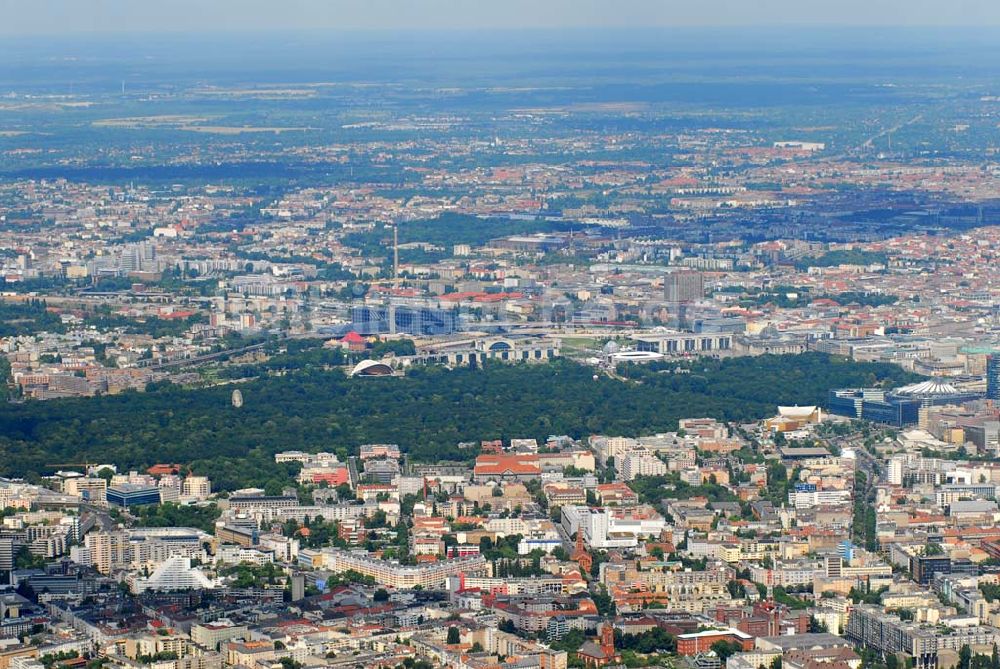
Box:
[106,484,161,508]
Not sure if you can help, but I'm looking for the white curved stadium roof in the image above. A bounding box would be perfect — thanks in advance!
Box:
[896,379,960,396]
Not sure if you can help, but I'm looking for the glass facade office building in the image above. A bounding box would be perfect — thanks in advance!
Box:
[829,380,981,428]
[351,305,458,336]
[106,485,161,508]
[988,354,1000,401]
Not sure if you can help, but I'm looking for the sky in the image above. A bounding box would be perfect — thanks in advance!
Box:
[2,0,1000,35]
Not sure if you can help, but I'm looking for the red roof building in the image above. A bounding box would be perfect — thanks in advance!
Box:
[147,464,181,476]
[473,454,541,481]
[340,331,367,352]
[308,468,350,486]
[676,629,754,656]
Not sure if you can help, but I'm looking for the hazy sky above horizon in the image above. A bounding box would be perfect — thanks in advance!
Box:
[2,0,1000,35]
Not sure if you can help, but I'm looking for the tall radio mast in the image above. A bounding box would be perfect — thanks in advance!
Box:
[393,223,400,289]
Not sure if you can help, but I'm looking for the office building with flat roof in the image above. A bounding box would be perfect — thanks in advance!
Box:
[106,484,161,509]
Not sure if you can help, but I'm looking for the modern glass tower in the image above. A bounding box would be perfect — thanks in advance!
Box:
[987,354,1000,401]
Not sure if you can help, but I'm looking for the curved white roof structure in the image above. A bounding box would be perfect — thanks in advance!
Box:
[611,350,664,363]
[778,406,819,418]
[350,359,395,377]
[895,379,960,396]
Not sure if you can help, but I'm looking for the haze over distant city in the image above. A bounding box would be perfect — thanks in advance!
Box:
[3,0,1000,34]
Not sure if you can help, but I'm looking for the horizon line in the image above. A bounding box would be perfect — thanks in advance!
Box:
[3,24,1000,38]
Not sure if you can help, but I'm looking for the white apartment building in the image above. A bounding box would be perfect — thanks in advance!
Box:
[182,476,212,500]
[319,549,488,588]
[787,489,852,509]
[561,506,665,549]
[887,457,904,486]
[590,436,637,465]
[620,449,668,481]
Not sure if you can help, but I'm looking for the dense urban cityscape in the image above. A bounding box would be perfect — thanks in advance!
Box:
[2,6,1000,669]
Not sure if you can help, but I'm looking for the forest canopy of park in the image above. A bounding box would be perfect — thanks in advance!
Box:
[0,353,915,492]
[340,212,586,260]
